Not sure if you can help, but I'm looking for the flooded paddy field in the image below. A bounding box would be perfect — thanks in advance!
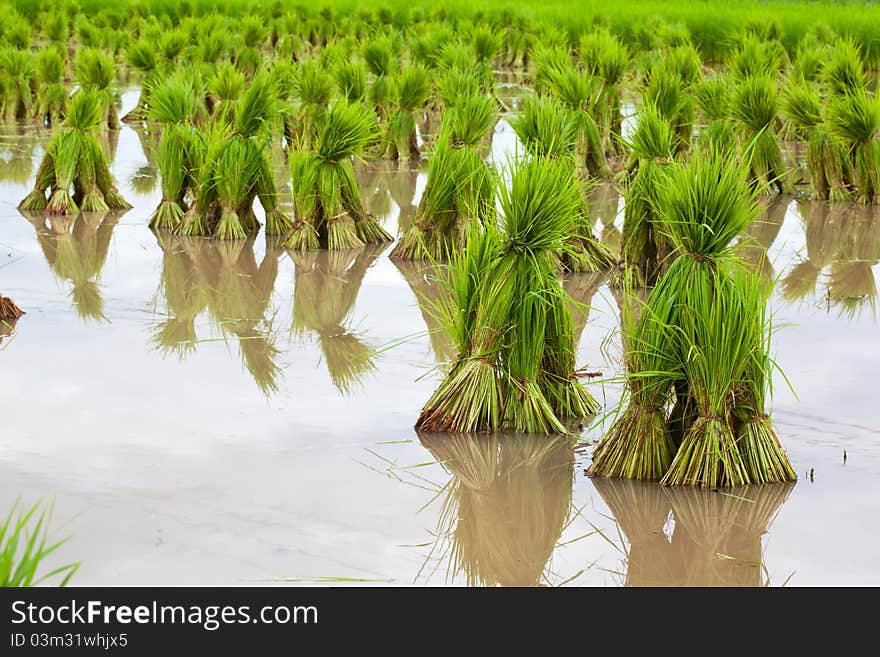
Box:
[2,88,879,587]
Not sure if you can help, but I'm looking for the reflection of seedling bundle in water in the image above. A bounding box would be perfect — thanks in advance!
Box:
[510,95,615,274]
[618,103,677,288]
[290,247,385,394]
[22,211,121,321]
[416,158,599,434]
[34,47,68,128]
[783,78,850,201]
[391,93,497,261]
[0,48,33,120]
[19,91,131,214]
[382,66,431,161]
[73,48,120,130]
[782,200,849,303]
[0,295,24,327]
[284,101,391,250]
[735,196,788,286]
[152,233,284,395]
[826,205,879,319]
[732,74,790,195]
[827,89,880,204]
[419,433,574,587]
[180,75,293,240]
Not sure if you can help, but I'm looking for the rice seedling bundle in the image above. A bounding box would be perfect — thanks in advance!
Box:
[19,90,130,215]
[288,59,334,149]
[284,100,391,250]
[509,94,615,273]
[593,149,795,486]
[390,93,497,261]
[207,62,246,123]
[732,74,789,195]
[827,88,880,204]
[824,38,866,97]
[334,60,368,102]
[0,48,33,120]
[728,33,787,82]
[692,76,735,153]
[642,61,694,155]
[579,29,630,156]
[179,75,292,239]
[415,158,599,434]
[382,65,431,161]
[783,78,849,201]
[74,48,120,130]
[618,103,677,288]
[121,40,157,123]
[33,47,67,127]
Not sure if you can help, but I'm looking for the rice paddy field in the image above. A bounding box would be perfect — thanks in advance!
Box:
[1,0,880,587]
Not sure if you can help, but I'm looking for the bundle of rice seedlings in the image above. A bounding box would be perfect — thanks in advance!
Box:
[33,47,67,127]
[0,48,33,120]
[471,25,502,67]
[181,75,291,239]
[420,433,574,587]
[827,88,880,204]
[781,200,835,302]
[391,93,497,261]
[284,101,390,250]
[19,90,130,214]
[416,157,598,433]
[73,48,120,130]
[783,78,849,201]
[382,65,431,161]
[288,59,334,149]
[732,74,789,195]
[207,62,246,123]
[618,103,677,288]
[728,34,786,82]
[824,38,866,97]
[510,95,615,273]
[147,76,198,231]
[579,30,629,155]
[693,76,735,153]
[732,273,798,484]
[122,40,158,123]
[642,62,694,155]
[290,247,384,393]
[362,36,396,113]
[657,150,775,488]
[334,60,367,102]
[530,44,572,96]
[541,63,609,178]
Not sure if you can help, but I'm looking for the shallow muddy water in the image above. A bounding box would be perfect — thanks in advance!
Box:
[1,88,879,586]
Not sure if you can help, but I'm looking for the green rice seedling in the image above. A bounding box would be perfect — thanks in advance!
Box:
[783,78,849,201]
[732,75,790,194]
[642,62,693,155]
[664,44,702,86]
[732,271,797,484]
[1,498,79,587]
[510,94,615,273]
[234,45,262,79]
[0,48,33,120]
[728,34,787,82]
[122,40,158,123]
[207,62,246,122]
[416,157,597,434]
[20,90,130,214]
[530,44,572,96]
[383,65,431,161]
[159,29,188,66]
[147,76,198,231]
[827,88,880,204]
[693,76,735,153]
[74,48,119,130]
[824,38,866,97]
[284,101,389,250]
[197,30,228,65]
[471,25,502,66]
[288,58,334,149]
[44,11,69,45]
[391,93,497,261]
[579,29,630,154]
[335,60,367,102]
[4,14,31,50]
[792,34,831,82]
[541,63,609,178]
[33,47,67,127]
[241,15,267,50]
[618,103,677,288]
